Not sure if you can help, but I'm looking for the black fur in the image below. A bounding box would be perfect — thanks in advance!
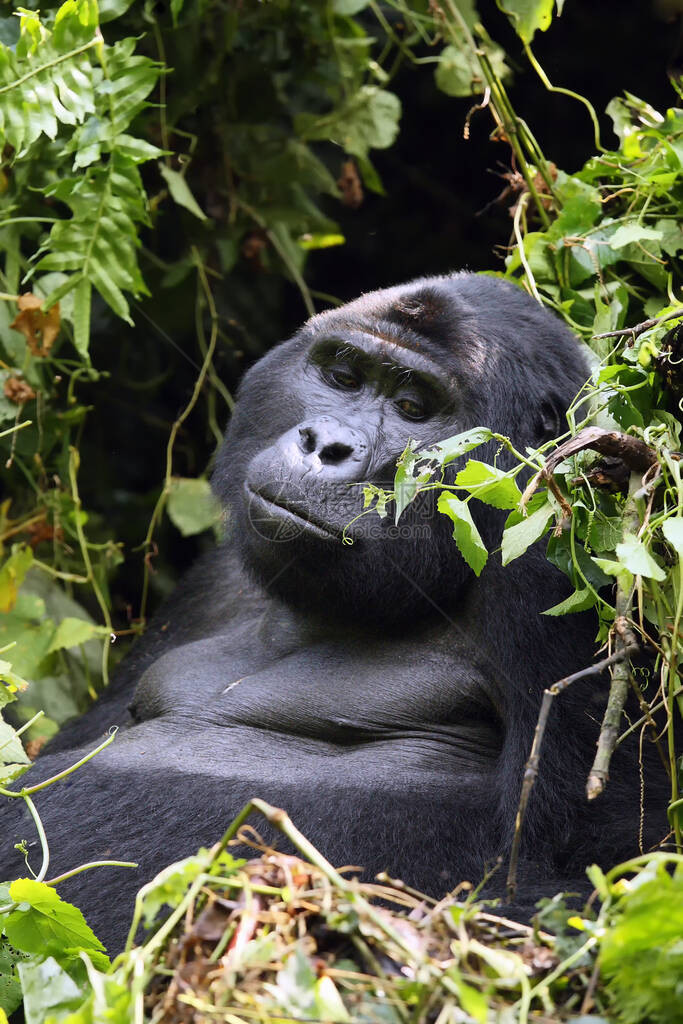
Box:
[0,274,666,951]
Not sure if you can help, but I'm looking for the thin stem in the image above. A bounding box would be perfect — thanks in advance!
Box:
[45,860,138,886]
[1,728,118,797]
[513,192,542,303]
[587,476,640,800]
[523,43,602,152]
[139,251,219,621]
[68,448,112,686]
[0,420,31,441]
[235,197,315,318]
[506,643,638,898]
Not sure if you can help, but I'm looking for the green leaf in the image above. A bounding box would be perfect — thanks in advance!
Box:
[608,222,662,249]
[0,762,30,786]
[0,663,29,703]
[298,233,345,250]
[332,0,370,12]
[36,156,151,323]
[0,5,97,153]
[47,617,107,653]
[435,45,481,98]
[543,586,596,616]
[600,865,683,1024]
[158,164,208,222]
[435,42,507,98]
[420,427,493,465]
[662,516,683,556]
[171,0,186,24]
[455,460,522,509]
[71,277,91,359]
[0,937,26,1017]
[99,0,137,21]
[0,714,30,765]
[615,534,666,581]
[0,546,34,614]
[17,956,84,1024]
[501,501,554,565]
[167,478,223,537]
[393,441,427,522]
[270,948,317,1017]
[314,976,350,1023]
[296,87,401,160]
[140,852,219,926]
[4,879,105,955]
[437,494,488,576]
[496,0,555,43]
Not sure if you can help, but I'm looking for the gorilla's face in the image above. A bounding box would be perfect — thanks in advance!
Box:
[245,331,458,535]
[213,275,588,623]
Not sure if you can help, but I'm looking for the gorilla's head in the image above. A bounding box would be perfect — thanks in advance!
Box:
[213,274,589,623]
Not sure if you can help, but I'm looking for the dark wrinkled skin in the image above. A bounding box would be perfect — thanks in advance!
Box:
[0,274,666,952]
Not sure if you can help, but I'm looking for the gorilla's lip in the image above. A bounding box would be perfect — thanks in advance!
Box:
[245,485,343,541]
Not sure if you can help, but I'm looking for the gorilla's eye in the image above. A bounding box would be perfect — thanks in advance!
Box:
[396,396,427,420]
[324,366,362,391]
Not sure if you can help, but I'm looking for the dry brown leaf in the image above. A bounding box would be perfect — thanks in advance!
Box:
[3,375,36,404]
[10,292,61,357]
[337,159,363,209]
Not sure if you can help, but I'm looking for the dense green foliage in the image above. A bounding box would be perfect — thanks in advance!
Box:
[0,0,682,1020]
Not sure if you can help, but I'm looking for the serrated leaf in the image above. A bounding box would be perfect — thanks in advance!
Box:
[158,163,207,221]
[455,460,522,509]
[420,427,493,465]
[437,494,488,576]
[5,879,105,955]
[543,586,596,616]
[662,516,683,556]
[167,478,222,537]
[615,534,666,580]
[501,501,554,565]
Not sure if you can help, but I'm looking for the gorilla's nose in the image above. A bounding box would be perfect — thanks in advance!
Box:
[294,416,369,477]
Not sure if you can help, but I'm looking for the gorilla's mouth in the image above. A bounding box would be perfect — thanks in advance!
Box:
[245,485,343,541]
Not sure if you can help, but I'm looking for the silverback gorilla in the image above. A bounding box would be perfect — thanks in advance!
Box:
[0,274,663,951]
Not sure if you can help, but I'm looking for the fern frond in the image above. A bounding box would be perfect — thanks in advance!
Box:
[0,3,99,155]
[33,156,150,322]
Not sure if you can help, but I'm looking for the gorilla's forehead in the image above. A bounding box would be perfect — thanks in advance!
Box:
[302,276,491,378]
[306,323,464,379]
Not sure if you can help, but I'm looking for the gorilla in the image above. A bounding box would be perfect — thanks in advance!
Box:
[0,273,664,951]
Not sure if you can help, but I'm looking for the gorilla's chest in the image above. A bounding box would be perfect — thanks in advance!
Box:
[130,618,500,760]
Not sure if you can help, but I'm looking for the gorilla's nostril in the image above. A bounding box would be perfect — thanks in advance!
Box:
[320,442,353,465]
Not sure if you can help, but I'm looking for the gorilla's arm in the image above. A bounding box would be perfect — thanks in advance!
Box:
[46,542,266,752]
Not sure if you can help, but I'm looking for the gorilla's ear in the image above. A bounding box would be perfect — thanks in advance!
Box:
[535,397,563,443]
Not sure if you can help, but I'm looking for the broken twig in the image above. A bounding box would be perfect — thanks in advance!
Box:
[506,643,639,900]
